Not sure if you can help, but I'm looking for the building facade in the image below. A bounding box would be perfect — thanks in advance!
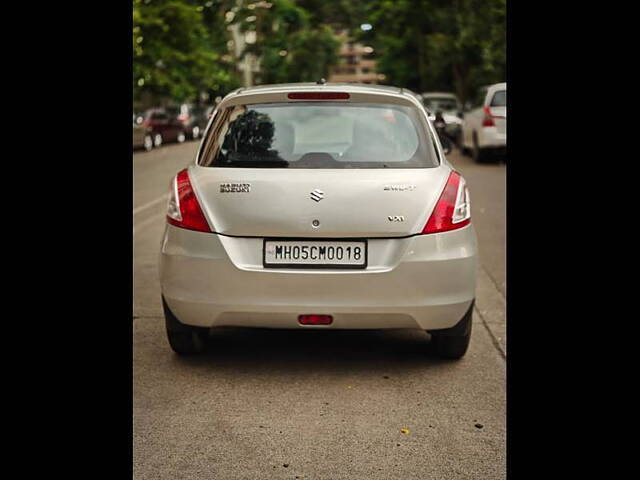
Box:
[328,30,385,84]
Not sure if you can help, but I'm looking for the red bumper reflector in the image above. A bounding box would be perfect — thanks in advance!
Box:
[299,315,333,325]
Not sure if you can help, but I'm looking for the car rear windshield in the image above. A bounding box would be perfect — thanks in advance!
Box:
[490,90,506,107]
[198,102,438,168]
[423,97,458,112]
[149,112,168,120]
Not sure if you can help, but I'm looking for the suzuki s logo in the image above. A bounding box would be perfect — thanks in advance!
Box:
[310,189,324,202]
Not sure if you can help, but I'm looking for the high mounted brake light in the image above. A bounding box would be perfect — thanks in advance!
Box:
[422,171,471,234]
[299,314,333,325]
[166,169,213,233]
[287,92,350,100]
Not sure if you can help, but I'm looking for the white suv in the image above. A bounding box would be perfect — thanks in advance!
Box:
[460,82,506,162]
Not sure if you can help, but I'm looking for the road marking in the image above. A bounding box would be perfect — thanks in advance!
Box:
[134,211,166,236]
[134,194,168,216]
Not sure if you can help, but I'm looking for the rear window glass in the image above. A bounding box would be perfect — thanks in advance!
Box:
[198,102,438,168]
[423,97,458,112]
[490,90,506,107]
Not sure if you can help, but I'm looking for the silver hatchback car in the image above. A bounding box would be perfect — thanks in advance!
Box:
[159,83,477,358]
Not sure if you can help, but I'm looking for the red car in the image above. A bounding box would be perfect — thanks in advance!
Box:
[166,104,209,140]
[142,108,187,147]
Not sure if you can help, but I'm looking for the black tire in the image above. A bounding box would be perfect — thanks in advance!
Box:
[427,301,473,359]
[459,134,470,156]
[162,296,208,355]
[472,134,486,163]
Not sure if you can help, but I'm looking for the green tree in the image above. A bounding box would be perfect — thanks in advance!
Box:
[360,0,506,103]
[132,0,505,106]
[133,0,239,107]
[230,0,339,85]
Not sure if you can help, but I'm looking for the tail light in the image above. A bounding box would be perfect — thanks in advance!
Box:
[166,169,213,233]
[482,106,495,127]
[422,171,471,234]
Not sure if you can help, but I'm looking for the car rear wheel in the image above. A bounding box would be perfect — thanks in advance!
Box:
[143,134,153,151]
[191,126,200,140]
[162,296,208,355]
[472,134,486,163]
[427,301,473,359]
[153,133,163,148]
[457,137,464,152]
[177,131,186,143]
[459,132,470,155]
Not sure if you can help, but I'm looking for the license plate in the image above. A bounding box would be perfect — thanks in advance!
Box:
[263,239,367,269]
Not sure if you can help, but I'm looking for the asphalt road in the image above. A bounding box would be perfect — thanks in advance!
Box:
[133,141,506,479]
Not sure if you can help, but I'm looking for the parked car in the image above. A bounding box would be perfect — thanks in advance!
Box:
[166,104,209,140]
[433,111,452,155]
[132,113,153,151]
[159,83,477,359]
[460,83,507,162]
[420,92,463,143]
[142,108,187,146]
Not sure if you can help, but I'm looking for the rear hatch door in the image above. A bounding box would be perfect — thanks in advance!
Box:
[190,166,450,238]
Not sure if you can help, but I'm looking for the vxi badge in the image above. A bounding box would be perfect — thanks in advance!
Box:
[384,185,416,192]
[220,183,251,193]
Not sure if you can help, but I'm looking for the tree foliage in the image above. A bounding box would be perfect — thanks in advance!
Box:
[133,0,506,106]
[360,0,506,102]
[230,0,339,84]
[133,0,238,107]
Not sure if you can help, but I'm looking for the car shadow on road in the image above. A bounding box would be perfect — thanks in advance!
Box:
[173,327,459,377]
[452,147,507,165]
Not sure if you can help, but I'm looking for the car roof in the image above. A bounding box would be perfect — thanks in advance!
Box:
[232,82,406,96]
[221,82,424,110]
[487,82,506,91]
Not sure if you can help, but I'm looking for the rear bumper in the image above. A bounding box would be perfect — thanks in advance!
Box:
[480,127,507,148]
[159,225,477,330]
